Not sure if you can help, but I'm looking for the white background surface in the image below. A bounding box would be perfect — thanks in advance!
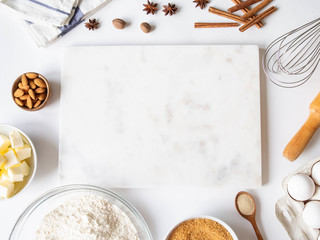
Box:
[0,0,320,239]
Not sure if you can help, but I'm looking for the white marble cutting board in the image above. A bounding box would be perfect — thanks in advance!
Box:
[60,45,261,188]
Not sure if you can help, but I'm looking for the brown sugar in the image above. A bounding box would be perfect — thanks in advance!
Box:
[168,218,233,240]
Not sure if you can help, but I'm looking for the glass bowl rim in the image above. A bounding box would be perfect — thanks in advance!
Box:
[9,184,153,240]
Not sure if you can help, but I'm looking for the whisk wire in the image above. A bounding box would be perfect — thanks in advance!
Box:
[263,17,320,88]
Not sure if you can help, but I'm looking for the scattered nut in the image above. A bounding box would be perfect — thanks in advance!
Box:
[112,18,126,29]
[15,98,24,107]
[35,88,46,94]
[21,75,28,86]
[14,89,24,98]
[26,73,38,79]
[140,22,152,33]
[34,78,47,88]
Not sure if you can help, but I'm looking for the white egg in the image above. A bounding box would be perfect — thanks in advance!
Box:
[303,201,320,229]
[312,161,320,186]
[287,174,315,201]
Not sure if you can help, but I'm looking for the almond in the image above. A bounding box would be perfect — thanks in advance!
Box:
[34,78,47,88]
[26,96,33,109]
[38,93,47,101]
[14,88,24,98]
[15,98,24,107]
[26,73,38,79]
[21,74,28,86]
[28,89,36,100]
[34,100,42,108]
[112,18,126,29]
[29,80,37,89]
[18,83,30,92]
[20,94,29,101]
[35,88,46,94]
[140,22,152,33]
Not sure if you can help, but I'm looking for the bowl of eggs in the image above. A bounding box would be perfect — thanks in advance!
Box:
[0,124,37,200]
[276,157,320,240]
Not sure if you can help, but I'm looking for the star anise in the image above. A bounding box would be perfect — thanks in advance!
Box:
[143,1,158,15]
[193,0,209,9]
[85,19,99,31]
[163,3,177,16]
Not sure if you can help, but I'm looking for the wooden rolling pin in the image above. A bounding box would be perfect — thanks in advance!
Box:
[284,92,320,161]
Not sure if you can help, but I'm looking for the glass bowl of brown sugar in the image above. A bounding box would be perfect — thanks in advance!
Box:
[165,216,238,240]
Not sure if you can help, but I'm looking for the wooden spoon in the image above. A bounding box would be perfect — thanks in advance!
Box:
[235,191,263,240]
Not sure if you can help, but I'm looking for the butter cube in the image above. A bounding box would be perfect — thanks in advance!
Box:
[4,150,20,169]
[1,171,10,181]
[0,180,14,199]
[9,131,24,149]
[16,145,31,161]
[0,135,10,153]
[0,154,6,167]
[20,161,30,176]
[8,166,24,182]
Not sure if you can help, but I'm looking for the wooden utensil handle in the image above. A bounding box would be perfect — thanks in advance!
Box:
[283,113,320,161]
[251,218,263,240]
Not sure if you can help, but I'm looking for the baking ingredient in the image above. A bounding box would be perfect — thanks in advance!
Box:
[9,130,24,149]
[140,22,152,33]
[15,145,31,161]
[85,19,99,31]
[237,193,255,215]
[287,174,315,201]
[312,161,320,185]
[163,3,177,16]
[242,0,273,19]
[36,195,139,240]
[34,78,46,88]
[0,135,10,154]
[209,7,247,24]
[4,150,20,169]
[239,6,277,32]
[0,181,14,199]
[231,0,263,28]
[113,18,126,29]
[14,89,24,98]
[0,131,31,199]
[195,22,239,28]
[168,218,233,240]
[193,0,209,9]
[26,73,38,79]
[143,0,158,15]
[228,0,261,13]
[302,201,320,229]
[13,72,48,109]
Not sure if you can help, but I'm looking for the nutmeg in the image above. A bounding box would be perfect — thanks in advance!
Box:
[112,18,126,29]
[140,22,152,33]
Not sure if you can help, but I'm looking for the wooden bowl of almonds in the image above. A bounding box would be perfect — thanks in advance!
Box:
[12,72,50,111]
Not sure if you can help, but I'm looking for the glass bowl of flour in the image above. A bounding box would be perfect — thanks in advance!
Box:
[9,184,153,240]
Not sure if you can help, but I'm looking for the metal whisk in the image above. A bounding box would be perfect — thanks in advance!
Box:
[263,17,320,88]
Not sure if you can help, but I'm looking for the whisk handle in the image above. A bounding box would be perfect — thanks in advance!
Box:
[283,112,320,161]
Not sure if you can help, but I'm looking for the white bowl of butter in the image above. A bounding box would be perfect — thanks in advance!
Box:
[0,124,37,200]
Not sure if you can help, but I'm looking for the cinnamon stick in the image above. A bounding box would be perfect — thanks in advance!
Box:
[228,0,261,13]
[239,6,277,32]
[242,0,273,19]
[195,22,239,28]
[208,7,247,24]
[230,0,263,28]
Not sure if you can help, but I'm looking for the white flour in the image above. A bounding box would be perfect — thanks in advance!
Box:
[36,195,139,240]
